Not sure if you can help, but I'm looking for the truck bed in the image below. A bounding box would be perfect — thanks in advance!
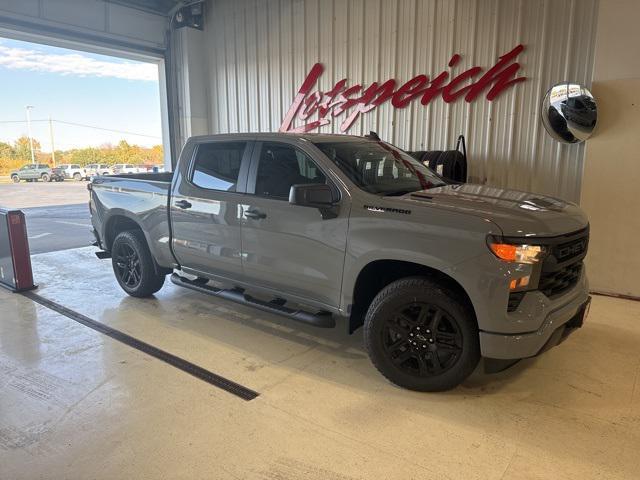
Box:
[103,172,174,183]
[90,171,175,269]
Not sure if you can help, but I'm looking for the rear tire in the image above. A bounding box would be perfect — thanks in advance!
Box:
[111,230,165,297]
[11,175,19,183]
[41,173,50,182]
[364,276,480,392]
[437,150,467,183]
[408,150,428,161]
[73,172,82,181]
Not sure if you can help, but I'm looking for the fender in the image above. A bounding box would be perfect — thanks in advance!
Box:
[340,248,476,312]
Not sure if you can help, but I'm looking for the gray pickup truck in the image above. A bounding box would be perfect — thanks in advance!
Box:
[89,133,591,391]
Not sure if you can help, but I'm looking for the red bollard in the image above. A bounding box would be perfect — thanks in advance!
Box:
[0,208,37,292]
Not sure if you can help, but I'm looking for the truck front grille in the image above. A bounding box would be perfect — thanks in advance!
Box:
[539,262,583,298]
[553,236,588,262]
[538,227,589,299]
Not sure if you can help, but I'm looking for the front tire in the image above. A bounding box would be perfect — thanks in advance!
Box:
[41,174,50,182]
[364,277,480,392]
[11,175,19,183]
[111,230,165,297]
[73,173,82,181]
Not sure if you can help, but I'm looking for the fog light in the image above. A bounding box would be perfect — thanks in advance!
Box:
[509,275,530,290]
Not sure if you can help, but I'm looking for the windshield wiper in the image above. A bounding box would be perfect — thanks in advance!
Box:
[382,189,416,196]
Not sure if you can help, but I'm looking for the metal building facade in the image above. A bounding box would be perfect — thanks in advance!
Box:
[202,0,599,201]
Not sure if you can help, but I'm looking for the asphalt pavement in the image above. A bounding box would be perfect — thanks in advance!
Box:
[22,203,94,254]
[0,181,94,254]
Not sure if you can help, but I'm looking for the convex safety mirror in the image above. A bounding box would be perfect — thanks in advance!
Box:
[542,83,597,144]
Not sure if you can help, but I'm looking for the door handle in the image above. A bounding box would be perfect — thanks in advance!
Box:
[175,199,192,209]
[244,209,267,219]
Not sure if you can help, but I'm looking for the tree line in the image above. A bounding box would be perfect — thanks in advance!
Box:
[0,136,163,174]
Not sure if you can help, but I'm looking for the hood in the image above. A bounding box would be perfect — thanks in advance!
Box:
[396,184,588,237]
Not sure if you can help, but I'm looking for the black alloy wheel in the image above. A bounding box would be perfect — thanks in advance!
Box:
[382,302,463,377]
[110,230,166,297]
[114,242,142,289]
[364,276,480,391]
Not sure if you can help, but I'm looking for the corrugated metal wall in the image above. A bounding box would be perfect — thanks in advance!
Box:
[204,0,598,201]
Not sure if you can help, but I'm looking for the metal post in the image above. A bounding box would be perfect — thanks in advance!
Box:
[48,116,56,167]
[25,105,35,163]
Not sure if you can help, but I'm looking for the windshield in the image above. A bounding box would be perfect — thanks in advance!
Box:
[313,139,447,195]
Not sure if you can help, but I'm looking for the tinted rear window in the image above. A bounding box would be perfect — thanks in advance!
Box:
[191,142,246,191]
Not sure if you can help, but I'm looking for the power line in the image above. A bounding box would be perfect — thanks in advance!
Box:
[53,120,161,139]
[0,118,161,139]
[0,119,48,123]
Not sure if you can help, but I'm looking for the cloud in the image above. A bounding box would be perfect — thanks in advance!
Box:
[0,44,157,81]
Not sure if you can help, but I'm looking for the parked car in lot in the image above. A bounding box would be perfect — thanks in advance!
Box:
[112,164,142,175]
[84,163,113,179]
[140,164,165,173]
[10,163,63,183]
[90,133,591,391]
[55,164,85,181]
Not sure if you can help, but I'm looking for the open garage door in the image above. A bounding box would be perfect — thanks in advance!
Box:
[0,0,175,170]
[0,35,167,254]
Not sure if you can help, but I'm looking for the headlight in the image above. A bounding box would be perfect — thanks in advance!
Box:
[488,242,546,264]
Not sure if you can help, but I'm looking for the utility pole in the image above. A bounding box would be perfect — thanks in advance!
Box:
[25,105,35,163]
[48,116,56,166]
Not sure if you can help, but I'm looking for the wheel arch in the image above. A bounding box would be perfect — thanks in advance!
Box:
[103,213,144,251]
[104,212,171,276]
[347,258,477,334]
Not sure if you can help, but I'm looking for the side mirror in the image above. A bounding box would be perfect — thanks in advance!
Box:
[289,183,335,208]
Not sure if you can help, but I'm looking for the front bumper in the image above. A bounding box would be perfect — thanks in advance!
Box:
[480,291,591,360]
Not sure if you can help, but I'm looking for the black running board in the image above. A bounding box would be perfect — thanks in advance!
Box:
[171,273,335,328]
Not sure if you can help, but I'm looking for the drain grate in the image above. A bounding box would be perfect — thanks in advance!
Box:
[21,290,259,401]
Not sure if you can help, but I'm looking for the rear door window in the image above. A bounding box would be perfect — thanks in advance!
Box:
[191,142,247,192]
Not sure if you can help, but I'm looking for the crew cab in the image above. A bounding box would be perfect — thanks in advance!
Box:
[84,163,113,179]
[11,163,63,183]
[55,164,84,181]
[112,164,142,175]
[89,133,591,391]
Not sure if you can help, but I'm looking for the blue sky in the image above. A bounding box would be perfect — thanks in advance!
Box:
[0,38,162,151]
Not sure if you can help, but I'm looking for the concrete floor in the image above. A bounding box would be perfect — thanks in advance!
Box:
[1,247,639,479]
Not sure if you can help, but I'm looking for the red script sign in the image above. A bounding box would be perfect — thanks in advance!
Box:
[280,44,526,133]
